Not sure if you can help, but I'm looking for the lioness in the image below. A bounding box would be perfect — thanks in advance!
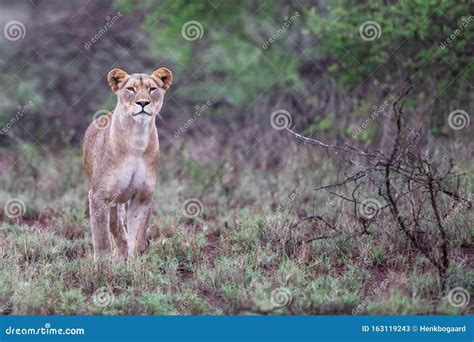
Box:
[83,67,172,259]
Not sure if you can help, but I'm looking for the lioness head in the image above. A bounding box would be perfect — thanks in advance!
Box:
[107,67,173,124]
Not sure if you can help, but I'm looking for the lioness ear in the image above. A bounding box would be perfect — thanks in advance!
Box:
[107,68,129,92]
[151,67,173,91]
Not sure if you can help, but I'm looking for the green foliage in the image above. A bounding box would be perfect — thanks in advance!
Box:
[307,117,334,132]
[16,142,41,171]
[372,246,387,266]
[60,289,85,314]
[140,292,174,315]
[306,0,473,97]
[117,0,302,107]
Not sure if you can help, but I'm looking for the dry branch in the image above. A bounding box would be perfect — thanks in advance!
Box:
[287,87,472,292]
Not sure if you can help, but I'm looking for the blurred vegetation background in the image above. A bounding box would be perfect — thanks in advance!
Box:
[0,0,472,150]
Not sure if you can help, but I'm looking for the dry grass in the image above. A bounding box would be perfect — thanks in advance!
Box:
[0,136,472,315]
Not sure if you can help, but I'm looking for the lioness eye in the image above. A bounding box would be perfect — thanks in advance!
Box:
[126,87,135,93]
[149,87,157,93]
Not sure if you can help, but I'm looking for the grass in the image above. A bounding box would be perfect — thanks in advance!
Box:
[0,139,472,315]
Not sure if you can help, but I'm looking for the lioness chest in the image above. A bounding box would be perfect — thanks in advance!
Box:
[100,156,156,204]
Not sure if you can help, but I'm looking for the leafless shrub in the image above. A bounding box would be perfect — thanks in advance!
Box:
[287,87,472,292]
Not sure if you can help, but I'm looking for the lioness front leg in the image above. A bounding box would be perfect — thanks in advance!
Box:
[89,191,112,258]
[127,195,152,257]
[109,205,128,259]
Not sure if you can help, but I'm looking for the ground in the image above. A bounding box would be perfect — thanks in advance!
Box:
[0,138,472,315]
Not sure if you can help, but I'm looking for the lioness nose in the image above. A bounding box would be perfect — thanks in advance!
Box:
[136,100,150,107]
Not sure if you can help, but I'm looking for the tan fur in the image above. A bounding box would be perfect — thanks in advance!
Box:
[83,67,173,259]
